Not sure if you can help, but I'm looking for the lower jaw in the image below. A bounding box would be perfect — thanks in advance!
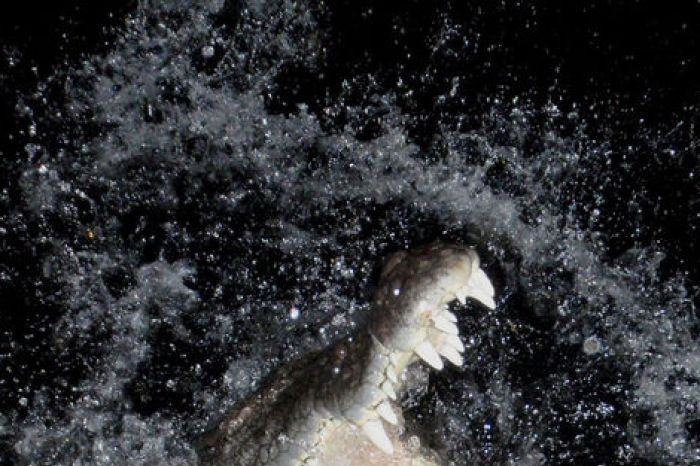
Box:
[298,338,445,466]
[311,416,441,466]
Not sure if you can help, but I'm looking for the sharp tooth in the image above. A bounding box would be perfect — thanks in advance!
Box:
[465,287,496,310]
[375,400,398,425]
[445,334,465,352]
[471,268,495,296]
[463,269,496,309]
[381,379,397,400]
[433,315,459,335]
[414,341,444,370]
[438,344,464,366]
[455,290,467,304]
[362,419,394,455]
[386,366,398,384]
[481,295,497,310]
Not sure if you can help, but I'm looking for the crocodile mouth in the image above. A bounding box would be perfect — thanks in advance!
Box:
[196,242,497,466]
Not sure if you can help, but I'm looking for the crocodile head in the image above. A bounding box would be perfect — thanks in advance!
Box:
[196,242,497,466]
[369,242,496,369]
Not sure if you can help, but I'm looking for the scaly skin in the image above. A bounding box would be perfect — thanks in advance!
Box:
[196,243,497,466]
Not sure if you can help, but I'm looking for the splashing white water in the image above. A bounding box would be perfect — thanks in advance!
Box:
[4,1,698,465]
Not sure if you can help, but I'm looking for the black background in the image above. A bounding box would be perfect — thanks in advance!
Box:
[1,1,699,465]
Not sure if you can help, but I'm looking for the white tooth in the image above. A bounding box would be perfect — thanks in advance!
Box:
[381,379,397,400]
[471,268,496,296]
[463,269,496,309]
[362,419,394,455]
[455,290,466,304]
[481,295,497,310]
[445,334,465,352]
[375,400,398,425]
[386,366,398,384]
[443,310,458,322]
[438,344,464,366]
[433,315,459,335]
[465,287,496,310]
[414,341,444,370]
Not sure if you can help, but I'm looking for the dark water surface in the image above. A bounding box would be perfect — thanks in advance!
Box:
[1,1,698,465]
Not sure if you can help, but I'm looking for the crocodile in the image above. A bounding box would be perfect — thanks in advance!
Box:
[195,242,497,466]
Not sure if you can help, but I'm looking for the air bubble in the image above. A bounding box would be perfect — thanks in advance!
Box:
[201,45,215,58]
[582,336,603,355]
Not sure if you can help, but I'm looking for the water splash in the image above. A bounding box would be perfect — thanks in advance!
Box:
[1,1,697,465]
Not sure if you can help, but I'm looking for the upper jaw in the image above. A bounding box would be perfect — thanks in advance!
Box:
[349,244,497,456]
[376,246,497,354]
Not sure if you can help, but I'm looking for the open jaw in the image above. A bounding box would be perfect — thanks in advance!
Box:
[195,243,497,466]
